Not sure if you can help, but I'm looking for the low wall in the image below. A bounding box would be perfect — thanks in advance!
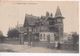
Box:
[61,44,79,51]
[32,41,49,47]
[32,41,79,52]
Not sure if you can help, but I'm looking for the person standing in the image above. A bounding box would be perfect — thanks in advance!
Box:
[57,42,61,49]
[55,41,58,49]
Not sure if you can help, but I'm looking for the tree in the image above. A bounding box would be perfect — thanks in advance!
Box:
[7,28,19,38]
[0,31,3,36]
[72,32,79,50]
[0,31,5,43]
[72,32,79,44]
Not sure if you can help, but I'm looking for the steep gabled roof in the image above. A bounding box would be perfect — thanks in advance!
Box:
[23,14,39,27]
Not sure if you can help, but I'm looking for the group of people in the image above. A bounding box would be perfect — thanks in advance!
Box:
[55,41,61,49]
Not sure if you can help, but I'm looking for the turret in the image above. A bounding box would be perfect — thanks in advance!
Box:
[54,6,64,42]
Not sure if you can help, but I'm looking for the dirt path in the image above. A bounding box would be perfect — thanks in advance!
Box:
[0,43,78,53]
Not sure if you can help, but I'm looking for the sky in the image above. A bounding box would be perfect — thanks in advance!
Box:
[0,1,79,36]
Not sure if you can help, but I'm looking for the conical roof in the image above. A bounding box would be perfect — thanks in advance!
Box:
[55,6,63,18]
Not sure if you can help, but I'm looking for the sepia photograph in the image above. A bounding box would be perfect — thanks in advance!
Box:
[0,0,79,53]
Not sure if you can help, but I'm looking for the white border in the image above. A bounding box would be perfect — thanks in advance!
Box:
[0,0,80,56]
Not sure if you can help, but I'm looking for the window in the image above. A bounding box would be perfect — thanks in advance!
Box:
[44,34,45,39]
[49,20,55,25]
[40,34,42,39]
[47,34,50,41]
[57,19,62,23]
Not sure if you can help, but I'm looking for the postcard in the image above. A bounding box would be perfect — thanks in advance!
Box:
[0,0,79,56]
